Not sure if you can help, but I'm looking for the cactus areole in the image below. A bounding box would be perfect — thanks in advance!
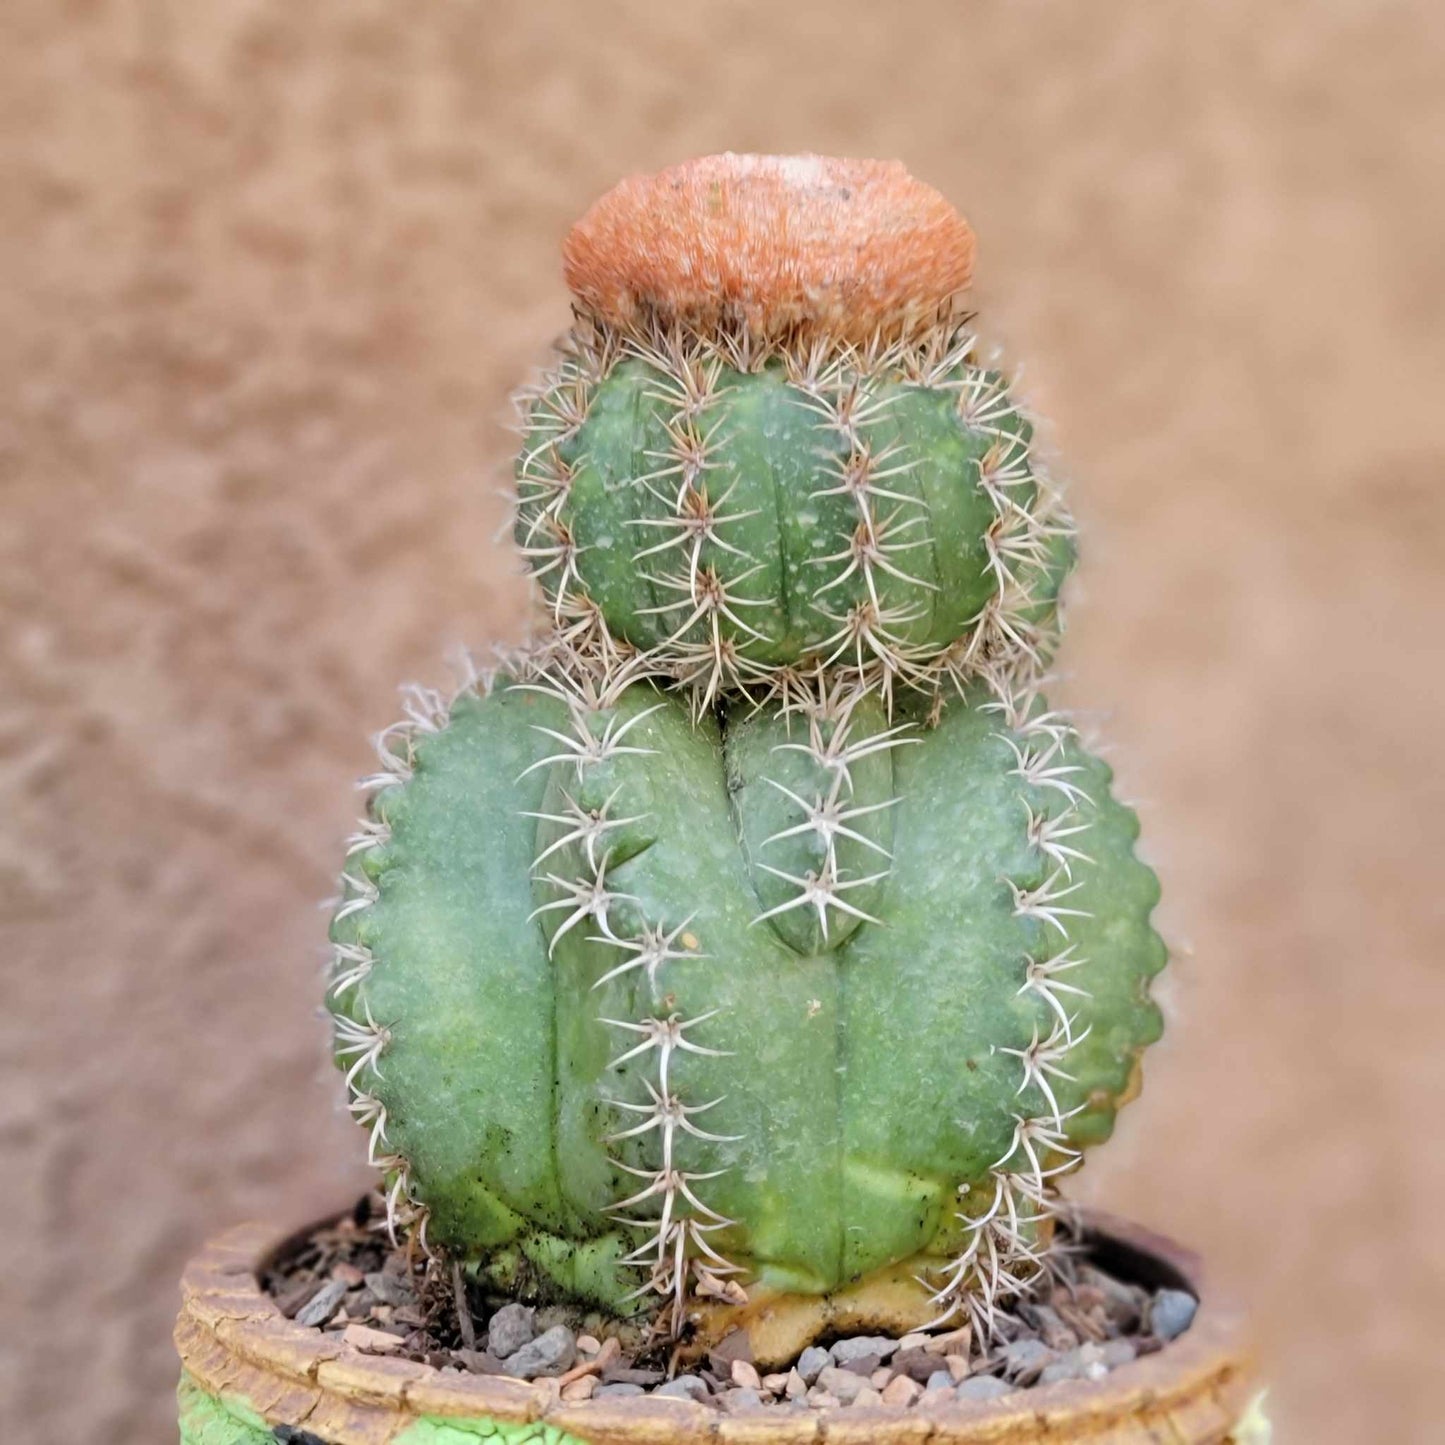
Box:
[326,154,1167,1362]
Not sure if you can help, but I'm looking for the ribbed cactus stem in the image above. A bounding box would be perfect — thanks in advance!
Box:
[514,321,1074,713]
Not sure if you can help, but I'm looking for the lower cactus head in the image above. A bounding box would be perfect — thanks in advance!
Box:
[328,658,1164,1352]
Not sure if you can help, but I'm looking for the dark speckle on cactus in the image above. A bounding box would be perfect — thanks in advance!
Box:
[324,155,1167,1356]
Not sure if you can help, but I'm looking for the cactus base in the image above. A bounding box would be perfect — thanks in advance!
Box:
[687,1258,939,1370]
[175,1205,1259,1444]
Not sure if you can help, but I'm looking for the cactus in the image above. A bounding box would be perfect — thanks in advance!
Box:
[326,155,1167,1360]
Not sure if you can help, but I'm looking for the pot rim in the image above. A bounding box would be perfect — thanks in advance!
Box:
[176,1204,1256,1443]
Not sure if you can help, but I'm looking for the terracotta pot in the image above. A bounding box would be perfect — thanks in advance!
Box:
[175,1207,1260,1444]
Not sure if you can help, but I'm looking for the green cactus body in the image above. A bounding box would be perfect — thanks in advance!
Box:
[325,156,1169,1346]
[329,667,1163,1322]
[515,329,1074,704]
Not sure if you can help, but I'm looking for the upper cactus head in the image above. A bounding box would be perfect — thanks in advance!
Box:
[515,154,1074,709]
[327,157,1167,1364]
[560,153,976,341]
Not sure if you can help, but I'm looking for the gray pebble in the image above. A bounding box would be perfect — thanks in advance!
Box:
[295,1280,348,1328]
[1150,1289,1198,1341]
[998,1337,1053,1381]
[502,1323,576,1378]
[723,1387,764,1411]
[1039,1342,1106,1385]
[592,1382,645,1399]
[1100,1338,1137,1369]
[486,1302,536,1360]
[925,1370,954,1392]
[1039,1359,1082,1386]
[655,1374,711,1403]
[363,1272,414,1307]
[830,1334,899,1365]
[816,1365,867,1404]
[957,1374,1015,1401]
[796,1345,830,1383]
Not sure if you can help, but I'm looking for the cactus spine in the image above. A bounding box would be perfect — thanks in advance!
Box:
[325,155,1166,1359]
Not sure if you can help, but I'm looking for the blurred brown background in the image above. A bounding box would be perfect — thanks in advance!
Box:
[3,2,1441,1441]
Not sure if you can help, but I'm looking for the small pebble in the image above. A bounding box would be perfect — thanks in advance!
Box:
[892,1347,940,1383]
[559,1376,597,1402]
[724,1387,764,1412]
[783,1369,806,1400]
[276,1279,327,1319]
[1040,1335,1103,1381]
[486,1303,536,1360]
[1100,1338,1137,1369]
[576,1334,601,1356]
[587,1337,622,1374]
[796,1345,830,1384]
[806,1387,840,1408]
[897,1332,931,1352]
[761,1371,790,1395]
[455,1349,506,1376]
[851,1386,883,1408]
[925,1370,953,1392]
[295,1281,348,1329]
[831,1334,899,1365]
[592,1382,645,1399]
[998,1337,1053,1382]
[816,1366,867,1404]
[881,1375,923,1407]
[330,1262,365,1288]
[1150,1289,1198,1341]
[730,1359,761,1390]
[655,1374,711,1403]
[603,1366,664,1387]
[341,1323,402,1353]
[957,1374,1015,1401]
[945,1354,969,1383]
[502,1324,576,1379]
[869,1366,892,1389]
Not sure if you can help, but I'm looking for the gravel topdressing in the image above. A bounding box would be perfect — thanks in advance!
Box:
[262,1196,1199,1414]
